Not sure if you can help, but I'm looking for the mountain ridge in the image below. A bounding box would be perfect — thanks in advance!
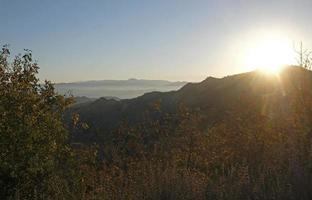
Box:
[69,66,312,143]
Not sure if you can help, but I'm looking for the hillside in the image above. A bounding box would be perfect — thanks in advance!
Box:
[69,66,312,143]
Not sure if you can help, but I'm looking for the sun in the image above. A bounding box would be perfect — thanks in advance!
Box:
[244,35,296,75]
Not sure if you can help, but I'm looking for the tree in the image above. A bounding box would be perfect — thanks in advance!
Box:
[294,41,312,70]
[0,45,80,199]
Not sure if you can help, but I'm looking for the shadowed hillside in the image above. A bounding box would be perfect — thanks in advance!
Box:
[70,66,312,143]
[63,65,312,199]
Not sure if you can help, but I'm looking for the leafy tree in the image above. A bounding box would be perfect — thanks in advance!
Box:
[0,46,83,199]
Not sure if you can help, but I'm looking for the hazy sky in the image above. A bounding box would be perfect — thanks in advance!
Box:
[1,0,312,82]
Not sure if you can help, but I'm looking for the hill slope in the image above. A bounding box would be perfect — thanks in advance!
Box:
[69,66,312,142]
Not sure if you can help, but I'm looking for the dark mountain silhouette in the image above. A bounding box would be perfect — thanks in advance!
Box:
[69,66,312,143]
[56,79,187,99]
[73,96,97,105]
[72,96,120,106]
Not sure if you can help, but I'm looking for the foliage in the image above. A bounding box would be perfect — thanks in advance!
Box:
[0,46,89,199]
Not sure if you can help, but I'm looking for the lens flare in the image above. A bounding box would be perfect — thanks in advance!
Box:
[244,36,296,75]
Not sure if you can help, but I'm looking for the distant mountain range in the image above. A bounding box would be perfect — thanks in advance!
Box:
[69,66,312,143]
[55,79,187,99]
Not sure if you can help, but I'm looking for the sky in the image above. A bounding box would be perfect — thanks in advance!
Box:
[1,0,312,82]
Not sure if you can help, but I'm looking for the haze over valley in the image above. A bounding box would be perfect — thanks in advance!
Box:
[55,79,187,99]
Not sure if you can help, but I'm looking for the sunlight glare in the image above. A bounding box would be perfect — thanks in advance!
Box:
[244,36,296,75]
